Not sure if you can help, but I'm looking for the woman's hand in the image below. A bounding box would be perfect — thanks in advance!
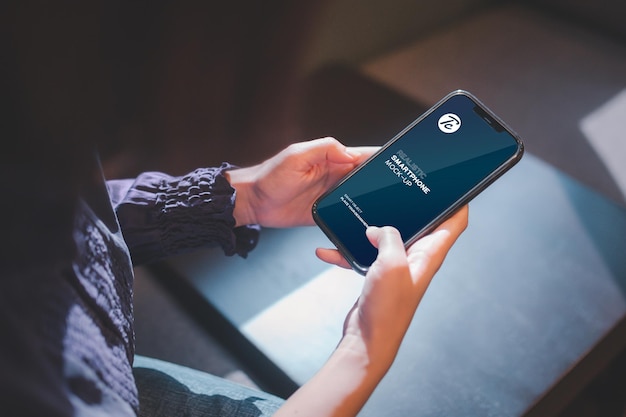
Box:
[276,207,468,417]
[225,137,377,228]
[337,206,468,366]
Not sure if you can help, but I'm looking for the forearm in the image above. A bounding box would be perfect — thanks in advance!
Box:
[275,336,394,417]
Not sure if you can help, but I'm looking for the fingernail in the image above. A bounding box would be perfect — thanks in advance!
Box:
[366,225,380,234]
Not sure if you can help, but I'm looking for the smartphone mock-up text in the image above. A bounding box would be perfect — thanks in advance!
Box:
[312,90,524,274]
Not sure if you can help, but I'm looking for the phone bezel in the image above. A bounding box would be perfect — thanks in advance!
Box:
[312,89,524,275]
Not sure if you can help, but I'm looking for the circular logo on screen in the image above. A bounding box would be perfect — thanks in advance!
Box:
[438,113,461,134]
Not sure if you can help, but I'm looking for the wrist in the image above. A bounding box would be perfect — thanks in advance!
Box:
[224,167,258,227]
[275,335,393,417]
[335,333,396,379]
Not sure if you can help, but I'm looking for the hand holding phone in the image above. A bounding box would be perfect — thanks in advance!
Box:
[312,90,524,274]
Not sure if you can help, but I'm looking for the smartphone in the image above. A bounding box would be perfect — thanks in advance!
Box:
[312,90,524,274]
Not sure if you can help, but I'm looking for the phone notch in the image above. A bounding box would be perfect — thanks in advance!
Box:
[473,105,505,133]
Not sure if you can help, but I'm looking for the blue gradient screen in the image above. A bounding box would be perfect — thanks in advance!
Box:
[313,92,522,271]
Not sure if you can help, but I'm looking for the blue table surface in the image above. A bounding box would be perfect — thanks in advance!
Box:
[166,153,626,416]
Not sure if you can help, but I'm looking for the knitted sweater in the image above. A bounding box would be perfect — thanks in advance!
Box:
[0,153,259,416]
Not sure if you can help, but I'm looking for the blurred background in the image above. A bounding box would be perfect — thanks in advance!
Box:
[8,1,623,202]
[5,0,626,415]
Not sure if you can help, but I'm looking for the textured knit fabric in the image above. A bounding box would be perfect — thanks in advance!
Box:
[110,164,260,265]
[0,153,260,417]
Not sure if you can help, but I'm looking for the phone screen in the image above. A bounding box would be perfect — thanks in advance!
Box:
[312,91,523,273]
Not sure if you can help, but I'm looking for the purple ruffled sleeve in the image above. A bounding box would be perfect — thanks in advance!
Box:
[108,163,260,265]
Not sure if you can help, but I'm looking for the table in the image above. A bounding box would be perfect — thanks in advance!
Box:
[156,152,626,416]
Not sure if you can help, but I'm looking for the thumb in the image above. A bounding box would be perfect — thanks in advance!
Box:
[321,138,361,164]
[366,226,408,269]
